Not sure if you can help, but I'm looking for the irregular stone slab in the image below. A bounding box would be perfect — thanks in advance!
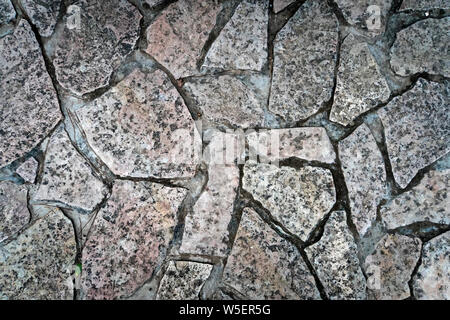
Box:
[305,211,367,300]
[32,126,108,212]
[223,208,321,299]
[413,231,450,299]
[0,208,76,300]
[19,0,61,37]
[390,18,450,77]
[364,234,421,300]
[156,261,213,300]
[339,124,386,236]
[247,127,336,164]
[0,20,61,168]
[378,79,449,188]
[183,74,267,129]
[330,34,390,126]
[273,0,295,13]
[243,162,336,241]
[53,0,141,96]
[0,182,30,242]
[400,0,449,11]
[77,69,200,179]
[202,0,268,72]
[146,0,222,79]
[381,169,450,229]
[16,157,39,183]
[82,180,187,300]
[0,0,14,24]
[269,0,338,123]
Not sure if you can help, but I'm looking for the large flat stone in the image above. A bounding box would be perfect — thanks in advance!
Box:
[0,20,61,168]
[0,182,30,242]
[378,78,449,188]
[222,208,321,299]
[19,0,61,37]
[0,0,14,24]
[400,0,449,11]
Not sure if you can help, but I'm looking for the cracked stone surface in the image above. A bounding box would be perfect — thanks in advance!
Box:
[0,0,14,25]
[364,234,422,300]
[378,78,449,189]
[390,18,450,77]
[19,0,61,37]
[306,211,367,300]
[0,182,30,242]
[223,208,321,299]
[273,0,295,13]
[330,34,390,126]
[400,0,450,10]
[339,124,386,236]
[16,157,39,183]
[413,231,450,300]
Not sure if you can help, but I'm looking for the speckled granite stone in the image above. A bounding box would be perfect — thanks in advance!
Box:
[0,208,76,300]
[400,0,449,11]
[19,0,61,37]
[146,0,222,79]
[77,69,200,179]
[413,231,450,299]
[223,208,321,299]
[0,20,61,168]
[202,0,268,72]
[273,0,295,13]
[330,34,390,126]
[364,234,421,300]
[0,0,14,24]
[269,0,338,123]
[16,157,39,183]
[156,261,213,300]
[0,182,30,242]
[381,169,449,229]
[52,0,141,96]
[32,126,108,212]
[243,162,336,241]
[339,124,386,236]
[305,211,367,300]
[82,180,187,300]
[377,79,449,188]
[390,18,450,77]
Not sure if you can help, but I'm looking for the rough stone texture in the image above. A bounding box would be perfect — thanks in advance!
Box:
[364,234,422,300]
[0,20,61,168]
[32,126,108,212]
[243,162,336,241]
[77,69,200,179]
[146,0,222,79]
[202,0,268,72]
[413,231,450,299]
[19,0,61,37]
[273,0,295,13]
[0,0,14,24]
[0,208,76,300]
[305,211,367,300]
[81,180,187,300]
[339,124,386,236]
[156,261,213,300]
[390,18,450,77]
[381,169,450,229]
[330,34,390,126]
[378,78,449,188]
[144,0,165,8]
[53,0,141,96]
[269,0,338,123]
[223,208,321,299]
[16,157,39,183]
[400,0,449,11]
[0,182,30,242]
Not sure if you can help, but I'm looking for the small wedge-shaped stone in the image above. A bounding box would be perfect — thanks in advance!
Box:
[32,126,108,212]
[0,208,76,300]
[243,162,336,241]
[19,0,61,37]
[390,18,450,77]
[378,79,449,188]
[156,261,213,300]
[0,20,61,168]
[146,0,222,79]
[364,234,421,300]
[269,0,338,122]
[381,169,450,229]
[53,0,141,95]
[413,231,450,299]
[202,0,268,72]
[16,157,38,183]
[223,208,321,299]
[306,211,367,300]
[77,69,200,179]
[273,0,295,13]
[0,0,14,24]
[0,182,30,242]
[400,0,449,11]
[330,34,390,126]
[82,180,187,299]
[339,124,386,236]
